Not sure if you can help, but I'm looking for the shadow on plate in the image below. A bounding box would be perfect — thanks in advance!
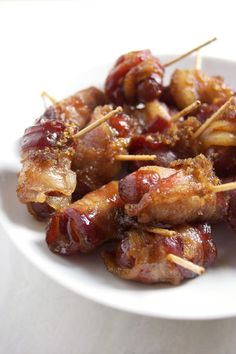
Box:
[0,168,44,231]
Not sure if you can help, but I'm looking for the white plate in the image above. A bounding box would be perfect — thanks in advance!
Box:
[1,55,236,320]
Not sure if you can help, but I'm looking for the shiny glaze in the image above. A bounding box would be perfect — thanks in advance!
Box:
[46,181,132,255]
[123,155,228,225]
[105,50,164,105]
[102,223,217,284]
[21,120,71,151]
[17,87,106,219]
[72,105,142,199]
[128,134,177,170]
[146,116,170,133]
[119,168,160,203]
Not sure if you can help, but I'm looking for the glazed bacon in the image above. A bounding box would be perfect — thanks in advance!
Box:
[42,87,107,129]
[120,155,228,225]
[199,100,236,150]
[17,43,236,288]
[105,50,164,105]
[102,223,216,285]
[170,69,233,109]
[124,99,176,134]
[195,98,236,177]
[127,116,200,170]
[46,181,132,255]
[72,105,142,198]
[17,87,106,219]
[17,121,77,218]
[119,165,176,204]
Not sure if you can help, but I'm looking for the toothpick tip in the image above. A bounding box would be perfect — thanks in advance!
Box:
[164,37,218,68]
[167,253,205,275]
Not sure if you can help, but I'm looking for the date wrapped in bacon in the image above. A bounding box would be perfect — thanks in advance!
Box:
[17,87,106,219]
[105,50,164,105]
[120,155,228,225]
[127,116,200,170]
[17,120,77,218]
[196,98,236,177]
[119,165,171,204]
[124,99,176,134]
[170,69,233,110]
[43,87,107,129]
[102,223,216,285]
[72,105,141,198]
[46,181,132,255]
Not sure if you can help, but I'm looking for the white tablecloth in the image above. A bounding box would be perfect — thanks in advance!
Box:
[1,1,236,353]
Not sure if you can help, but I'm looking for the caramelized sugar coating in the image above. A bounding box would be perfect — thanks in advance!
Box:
[170,69,233,109]
[46,181,133,255]
[102,223,216,285]
[17,87,106,219]
[105,50,164,105]
[72,105,142,199]
[120,155,228,225]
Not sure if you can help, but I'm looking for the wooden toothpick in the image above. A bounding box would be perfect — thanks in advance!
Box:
[211,181,236,193]
[195,50,202,70]
[193,98,233,139]
[74,107,122,139]
[41,91,57,106]
[167,254,205,275]
[115,154,156,161]
[164,37,217,67]
[145,227,176,237]
[171,100,201,122]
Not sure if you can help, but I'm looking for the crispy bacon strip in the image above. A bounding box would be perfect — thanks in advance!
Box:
[126,116,200,172]
[102,223,216,285]
[120,155,228,225]
[46,181,133,255]
[119,165,173,203]
[17,87,106,219]
[105,50,164,105]
[124,99,175,134]
[42,87,107,129]
[170,69,233,109]
[72,105,142,199]
[197,99,236,177]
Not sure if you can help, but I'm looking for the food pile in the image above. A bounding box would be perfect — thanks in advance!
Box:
[17,39,236,285]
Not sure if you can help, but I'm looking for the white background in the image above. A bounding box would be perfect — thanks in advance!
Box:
[1,0,236,353]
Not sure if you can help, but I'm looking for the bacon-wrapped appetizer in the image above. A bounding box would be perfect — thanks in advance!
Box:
[72,105,142,198]
[46,181,133,255]
[192,98,236,177]
[17,39,236,289]
[122,99,201,172]
[124,99,177,134]
[170,68,233,110]
[119,155,228,225]
[17,87,106,219]
[127,115,200,170]
[102,223,216,284]
[105,50,164,105]
[42,87,107,129]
